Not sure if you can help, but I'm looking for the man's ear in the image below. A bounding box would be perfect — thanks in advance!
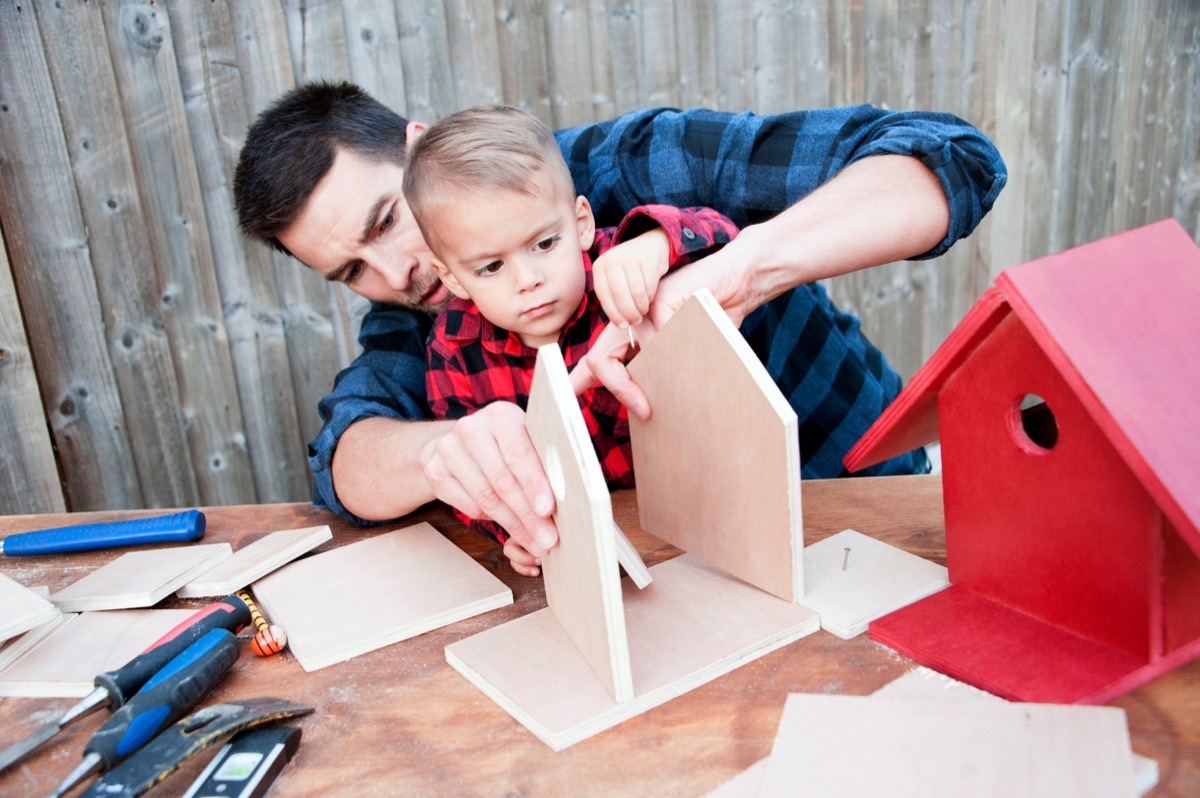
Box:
[432,260,471,300]
[575,195,596,250]
[405,120,428,147]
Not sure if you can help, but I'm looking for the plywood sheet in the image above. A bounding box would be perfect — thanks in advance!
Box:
[627,289,802,602]
[0,612,72,672]
[0,609,196,697]
[526,344,632,703]
[800,529,948,638]
[252,523,512,672]
[176,525,331,598]
[0,572,61,641]
[445,554,820,751]
[49,543,231,612]
[758,693,1136,797]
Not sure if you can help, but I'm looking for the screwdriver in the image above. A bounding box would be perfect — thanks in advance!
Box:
[47,627,240,797]
[0,593,251,773]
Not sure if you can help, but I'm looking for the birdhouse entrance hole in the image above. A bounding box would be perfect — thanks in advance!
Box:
[1012,393,1058,452]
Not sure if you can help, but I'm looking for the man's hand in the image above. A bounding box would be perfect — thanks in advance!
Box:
[592,228,671,330]
[420,402,559,557]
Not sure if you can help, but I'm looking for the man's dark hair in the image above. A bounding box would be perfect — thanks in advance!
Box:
[233,81,410,254]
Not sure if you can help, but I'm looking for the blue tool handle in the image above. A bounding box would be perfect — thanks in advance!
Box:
[86,628,239,769]
[95,594,252,708]
[0,510,205,556]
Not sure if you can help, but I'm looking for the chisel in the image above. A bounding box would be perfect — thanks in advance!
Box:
[0,510,206,556]
[0,593,251,773]
[47,627,241,797]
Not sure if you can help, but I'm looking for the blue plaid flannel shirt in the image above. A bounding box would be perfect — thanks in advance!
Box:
[309,105,1007,523]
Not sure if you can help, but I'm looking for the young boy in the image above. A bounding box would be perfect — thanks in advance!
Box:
[403,105,738,576]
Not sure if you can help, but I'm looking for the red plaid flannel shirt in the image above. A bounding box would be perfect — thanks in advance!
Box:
[426,205,738,543]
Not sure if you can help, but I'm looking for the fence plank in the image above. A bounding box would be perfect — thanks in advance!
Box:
[36,0,199,508]
[0,4,142,510]
[0,224,65,515]
[545,0,596,127]
[170,0,310,503]
[755,0,797,114]
[395,2,458,122]
[101,0,255,505]
[443,0,505,110]
[494,0,553,122]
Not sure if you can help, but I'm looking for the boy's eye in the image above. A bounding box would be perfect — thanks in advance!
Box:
[475,260,504,277]
[535,234,561,252]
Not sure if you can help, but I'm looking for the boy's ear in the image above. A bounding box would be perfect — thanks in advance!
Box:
[432,260,471,300]
[575,195,596,250]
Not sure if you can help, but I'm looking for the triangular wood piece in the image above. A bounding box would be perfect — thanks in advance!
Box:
[176,525,332,598]
[0,609,197,697]
[526,344,633,703]
[758,693,1136,797]
[252,523,512,672]
[49,544,232,612]
[627,289,802,602]
[0,572,61,642]
[445,554,819,751]
[800,529,948,638]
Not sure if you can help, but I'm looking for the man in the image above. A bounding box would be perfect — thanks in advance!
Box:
[233,81,1006,563]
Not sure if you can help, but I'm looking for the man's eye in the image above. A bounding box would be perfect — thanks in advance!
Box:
[535,235,561,252]
[474,260,504,278]
[378,210,395,233]
[345,262,364,283]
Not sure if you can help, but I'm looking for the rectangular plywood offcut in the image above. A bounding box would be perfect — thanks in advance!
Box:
[445,554,819,751]
[176,525,332,598]
[526,344,632,703]
[0,609,196,697]
[800,529,949,638]
[0,572,61,642]
[49,544,232,612]
[627,289,802,602]
[758,693,1136,797]
[251,523,512,672]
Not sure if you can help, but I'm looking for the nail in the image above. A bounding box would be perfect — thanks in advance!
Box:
[842,547,851,571]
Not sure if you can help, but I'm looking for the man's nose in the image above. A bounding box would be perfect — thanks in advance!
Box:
[378,252,419,292]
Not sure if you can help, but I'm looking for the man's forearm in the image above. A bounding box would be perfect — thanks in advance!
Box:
[714,154,951,322]
[330,416,449,521]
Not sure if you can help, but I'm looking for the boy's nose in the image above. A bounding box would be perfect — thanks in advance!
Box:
[512,260,544,292]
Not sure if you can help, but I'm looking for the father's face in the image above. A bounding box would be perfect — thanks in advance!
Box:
[277,146,451,313]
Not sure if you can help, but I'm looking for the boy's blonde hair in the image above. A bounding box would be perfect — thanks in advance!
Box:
[403,105,576,236]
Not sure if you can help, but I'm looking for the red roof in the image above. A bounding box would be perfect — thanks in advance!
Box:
[845,219,1200,552]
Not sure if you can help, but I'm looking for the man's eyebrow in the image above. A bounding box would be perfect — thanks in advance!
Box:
[321,196,390,283]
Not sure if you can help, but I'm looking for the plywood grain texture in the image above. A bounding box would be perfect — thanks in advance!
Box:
[251,523,512,672]
[445,554,819,751]
[525,345,632,703]
[628,289,802,602]
[49,543,232,613]
[0,609,196,698]
[176,525,332,598]
[0,572,61,642]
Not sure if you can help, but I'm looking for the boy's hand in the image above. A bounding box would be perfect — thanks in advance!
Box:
[592,228,671,330]
[503,537,542,577]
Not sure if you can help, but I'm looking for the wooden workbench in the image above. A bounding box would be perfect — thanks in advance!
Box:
[0,475,1196,796]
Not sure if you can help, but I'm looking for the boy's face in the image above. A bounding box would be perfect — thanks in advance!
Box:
[427,170,596,348]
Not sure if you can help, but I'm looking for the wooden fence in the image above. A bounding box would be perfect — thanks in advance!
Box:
[0,0,1196,514]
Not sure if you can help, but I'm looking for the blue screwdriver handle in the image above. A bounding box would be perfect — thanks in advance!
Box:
[0,510,205,556]
[87,628,240,769]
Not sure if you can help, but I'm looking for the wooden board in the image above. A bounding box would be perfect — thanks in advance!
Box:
[0,571,61,642]
[758,693,1136,797]
[445,554,820,751]
[612,522,652,590]
[0,609,196,697]
[0,613,72,673]
[800,529,948,638]
[526,344,632,703]
[176,525,332,598]
[707,667,1158,798]
[252,523,512,672]
[49,544,232,613]
[628,289,802,602]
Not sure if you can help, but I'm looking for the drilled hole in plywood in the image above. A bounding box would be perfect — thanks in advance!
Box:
[1012,393,1058,452]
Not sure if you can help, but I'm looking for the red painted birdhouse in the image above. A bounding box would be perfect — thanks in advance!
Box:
[844,219,1200,704]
